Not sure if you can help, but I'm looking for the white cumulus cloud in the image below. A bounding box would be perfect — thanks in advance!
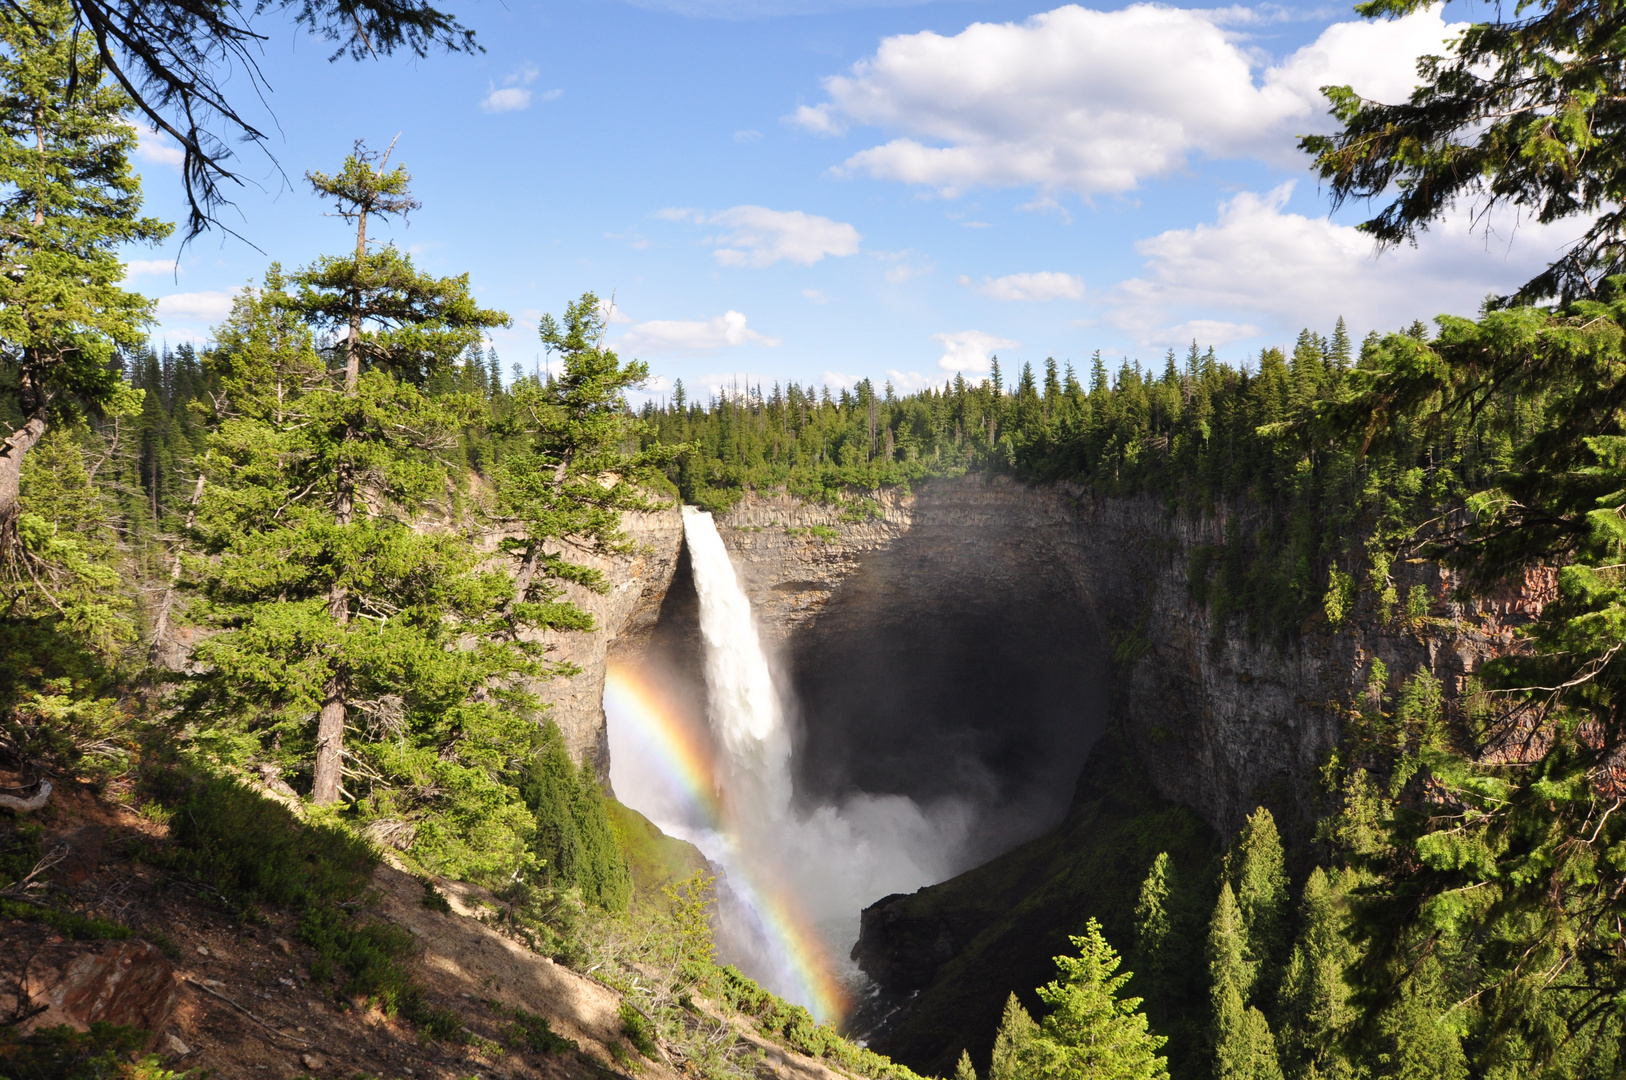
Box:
[1109,182,1564,347]
[136,128,184,168]
[705,206,862,267]
[962,271,1085,301]
[798,4,1461,196]
[156,289,243,325]
[932,329,1019,373]
[619,311,783,354]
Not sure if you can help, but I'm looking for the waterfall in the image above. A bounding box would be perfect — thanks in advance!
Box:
[603,505,976,1021]
[681,505,792,824]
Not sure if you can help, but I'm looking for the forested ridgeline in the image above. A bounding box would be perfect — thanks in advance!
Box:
[641,319,1534,642]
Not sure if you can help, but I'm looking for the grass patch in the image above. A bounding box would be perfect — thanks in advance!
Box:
[604,800,708,899]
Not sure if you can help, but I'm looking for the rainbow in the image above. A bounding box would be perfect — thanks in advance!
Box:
[603,662,849,1023]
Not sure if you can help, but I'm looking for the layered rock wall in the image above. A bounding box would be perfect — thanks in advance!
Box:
[554,475,1526,838]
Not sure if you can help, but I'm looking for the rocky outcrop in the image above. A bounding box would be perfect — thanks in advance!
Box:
[8,940,179,1041]
[529,507,685,771]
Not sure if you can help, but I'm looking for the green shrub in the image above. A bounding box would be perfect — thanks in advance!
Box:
[162,772,378,912]
[619,1002,660,1059]
[500,1006,577,1055]
[0,1023,186,1080]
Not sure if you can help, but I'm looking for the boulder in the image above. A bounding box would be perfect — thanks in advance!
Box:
[21,940,178,1039]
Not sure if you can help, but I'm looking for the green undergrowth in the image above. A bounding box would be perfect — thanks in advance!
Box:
[605,799,709,899]
[0,822,136,943]
[0,1023,187,1080]
[872,728,1217,1078]
[714,966,927,1080]
[143,768,463,1041]
[478,865,928,1080]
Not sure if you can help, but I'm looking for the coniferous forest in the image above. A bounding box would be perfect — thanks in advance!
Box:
[5,0,1626,1076]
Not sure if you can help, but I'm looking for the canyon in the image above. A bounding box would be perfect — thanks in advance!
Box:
[539,474,1541,1071]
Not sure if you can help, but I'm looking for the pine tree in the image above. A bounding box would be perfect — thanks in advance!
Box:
[953,1049,978,1080]
[285,141,508,804]
[1023,918,1170,1080]
[0,0,169,547]
[989,992,1038,1080]
[1232,807,1289,996]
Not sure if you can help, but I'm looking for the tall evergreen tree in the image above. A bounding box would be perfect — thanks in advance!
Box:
[285,141,507,804]
[1277,867,1357,1080]
[989,992,1038,1080]
[0,0,169,546]
[1023,918,1169,1080]
[1210,882,1284,1080]
[180,168,547,877]
[491,292,675,651]
[1231,807,1290,997]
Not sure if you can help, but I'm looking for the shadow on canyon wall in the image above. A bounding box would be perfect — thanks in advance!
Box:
[785,530,1110,869]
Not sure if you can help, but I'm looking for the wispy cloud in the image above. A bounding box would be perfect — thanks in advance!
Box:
[960,271,1085,301]
[874,249,934,284]
[481,65,557,113]
[658,205,861,267]
[619,310,782,354]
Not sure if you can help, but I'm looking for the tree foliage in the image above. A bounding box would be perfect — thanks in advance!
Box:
[0,0,167,544]
[1023,918,1169,1080]
[1302,0,1626,303]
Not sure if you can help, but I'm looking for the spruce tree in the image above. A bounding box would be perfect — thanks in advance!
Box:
[0,0,169,548]
[1277,867,1357,1080]
[1210,882,1284,1080]
[181,161,547,878]
[491,292,674,647]
[953,1049,978,1080]
[285,141,507,804]
[989,992,1038,1080]
[1232,807,1289,996]
[1024,918,1170,1080]
[1135,851,1177,1009]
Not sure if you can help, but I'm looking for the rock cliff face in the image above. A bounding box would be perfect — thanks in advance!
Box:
[541,474,1545,1069]
[530,507,685,771]
[556,474,1527,839]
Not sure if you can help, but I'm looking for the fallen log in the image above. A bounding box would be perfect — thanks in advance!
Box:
[0,779,52,813]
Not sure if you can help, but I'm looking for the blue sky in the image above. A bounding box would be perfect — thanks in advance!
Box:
[126,0,1563,399]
